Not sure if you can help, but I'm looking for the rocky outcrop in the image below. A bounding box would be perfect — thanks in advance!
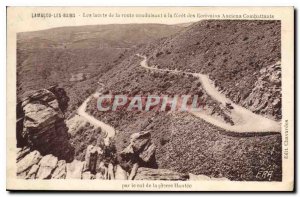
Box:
[16,97,228,181]
[17,87,74,161]
[16,135,226,181]
[242,62,281,120]
[216,62,281,121]
[16,147,215,180]
[48,85,70,113]
[118,131,157,172]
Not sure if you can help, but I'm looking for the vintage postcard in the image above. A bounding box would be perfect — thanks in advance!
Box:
[6,7,294,191]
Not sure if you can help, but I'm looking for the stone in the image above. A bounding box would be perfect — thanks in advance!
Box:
[52,160,67,179]
[25,164,40,179]
[66,160,84,179]
[241,62,282,120]
[84,145,103,173]
[36,154,58,179]
[119,131,156,170]
[107,163,115,180]
[134,167,189,181]
[82,171,92,179]
[17,147,31,162]
[139,143,156,163]
[272,98,281,108]
[115,165,127,180]
[17,150,41,174]
[128,163,139,180]
[97,162,108,179]
[130,131,151,152]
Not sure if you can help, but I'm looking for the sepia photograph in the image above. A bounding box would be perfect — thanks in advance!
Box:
[6,6,294,191]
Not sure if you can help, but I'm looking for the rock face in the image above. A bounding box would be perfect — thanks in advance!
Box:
[242,62,281,120]
[48,86,70,113]
[118,131,157,171]
[17,87,74,161]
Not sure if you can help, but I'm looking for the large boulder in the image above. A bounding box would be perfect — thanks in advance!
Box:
[18,88,74,161]
[119,131,156,171]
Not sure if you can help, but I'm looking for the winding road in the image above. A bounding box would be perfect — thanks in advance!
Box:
[137,54,281,133]
[75,54,280,142]
[77,93,116,146]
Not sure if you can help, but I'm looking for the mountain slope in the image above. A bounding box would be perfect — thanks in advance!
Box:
[145,20,281,120]
[17,24,184,116]
[84,39,281,181]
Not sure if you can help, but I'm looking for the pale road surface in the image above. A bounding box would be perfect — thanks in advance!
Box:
[77,93,116,146]
[137,54,281,133]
